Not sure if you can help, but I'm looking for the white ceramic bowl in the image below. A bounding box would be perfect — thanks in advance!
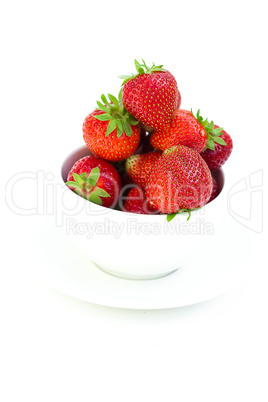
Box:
[58,145,225,280]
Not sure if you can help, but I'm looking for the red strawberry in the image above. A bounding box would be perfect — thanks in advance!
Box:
[201,126,233,170]
[208,176,219,203]
[123,187,157,214]
[66,155,121,208]
[83,91,140,162]
[151,109,226,153]
[126,151,162,190]
[120,59,181,131]
[145,145,213,218]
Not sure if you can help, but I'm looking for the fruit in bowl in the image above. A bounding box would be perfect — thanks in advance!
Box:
[60,59,233,279]
[123,186,158,215]
[125,151,162,190]
[145,145,213,218]
[120,59,181,131]
[82,91,140,161]
[61,144,226,279]
[66,155,121,208]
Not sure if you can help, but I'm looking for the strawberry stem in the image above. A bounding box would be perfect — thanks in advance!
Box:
[66,167,111,206]
[191,109,227,151]
[93,89,138,138]
[119,59,165,85]
[166,207,200,222]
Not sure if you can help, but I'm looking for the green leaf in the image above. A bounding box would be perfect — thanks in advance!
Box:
[150,62,164,72]
[65,181,80,189]
[202,118,208,127]
[167,207,198,222]
[212,127,224,136]
[120,60,165,85]
[88,167,100,186]
[101,94,110,106]
[108,93,119,106]
[206,133,213,141]
[122,120,132,137]
[116,119,123,138]
[134,59,141,72]
[129,116,139,125]
[106,119,117,136]
[214,136,227,146]
[118,75,131,80]
[72,173,84,186]
[89,193,102,205]
[167,213,177,222]
[206,139,215,151]
[94,187,111,197]
[153,64,164,69]
[94,91,139,136]
[206,120,214,132]
[117,119,123,132]
[134,60,144,74]
[119,75,134,85]
[96,101,109,113]
[121,77,132,85]
[118,87,123,103]
[141,58,149,70]
[74,189,81,196]
[94,113,112,121]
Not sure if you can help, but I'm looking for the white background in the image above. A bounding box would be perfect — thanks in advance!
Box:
[1,0,268,401]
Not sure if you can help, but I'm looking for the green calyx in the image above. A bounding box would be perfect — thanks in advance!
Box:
[93,89,138,138]
[119,59,165,85]
[166,208,200,222]
[191,109,227,151]
[66,167,110,206]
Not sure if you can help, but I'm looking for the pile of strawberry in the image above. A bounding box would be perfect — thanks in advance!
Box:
[66,60,233,221]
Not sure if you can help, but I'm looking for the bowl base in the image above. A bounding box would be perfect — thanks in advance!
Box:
[94,264,179,281]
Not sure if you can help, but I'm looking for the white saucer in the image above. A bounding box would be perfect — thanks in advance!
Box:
[35,220,244,309]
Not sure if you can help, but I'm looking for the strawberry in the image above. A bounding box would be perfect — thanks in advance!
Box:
[201,126,233,170]
[126,151,162,190]
[151,109,226,153]
[83,91,140,162]
[66,155,121,208]
[123,187,157,214]
[208,176,219,203]
[120,59,181,131]
[145,145,212,218]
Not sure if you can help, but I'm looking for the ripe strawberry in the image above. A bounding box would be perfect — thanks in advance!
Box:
[120,59,181,131]
[151,109,226,153]
[83,91,140,162]
[208,176,219,203]
[123,187,157,214]
[126,151,162,190]
[145,145,212,217]
[66,155,121,208]
[201,126,233,170]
